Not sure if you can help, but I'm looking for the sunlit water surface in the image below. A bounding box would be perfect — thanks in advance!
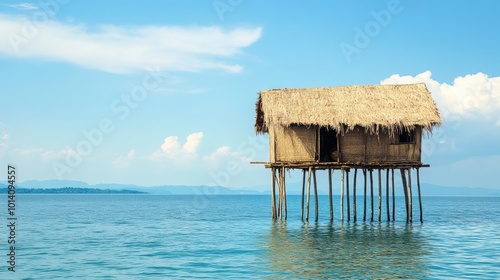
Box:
[1,195,499,279]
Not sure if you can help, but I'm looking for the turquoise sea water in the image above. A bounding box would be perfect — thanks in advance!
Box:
[1,195,499,279]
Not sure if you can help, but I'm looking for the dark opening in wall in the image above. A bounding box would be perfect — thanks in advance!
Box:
[398,130,414,144]
[319,127,338,162]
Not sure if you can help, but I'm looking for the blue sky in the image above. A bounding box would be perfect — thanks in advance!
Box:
[0,0,499,191]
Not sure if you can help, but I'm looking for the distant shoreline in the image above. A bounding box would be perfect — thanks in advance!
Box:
[0,187,148,194]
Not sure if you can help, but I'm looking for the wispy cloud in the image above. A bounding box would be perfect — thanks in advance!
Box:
[40,148,73,161]
[0,13,262,74]
[0,131,8,149]
[112,149,135,169]
[202,145,251,169]
[5,3,38,11]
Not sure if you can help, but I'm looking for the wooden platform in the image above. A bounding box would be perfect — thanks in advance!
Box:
[251,161,430,169]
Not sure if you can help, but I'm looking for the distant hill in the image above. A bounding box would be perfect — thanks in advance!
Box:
[0,180,498,196]
[0,180,263,195]
[418,183,500,196]
[0,187,147,194]
[13,180,91,189]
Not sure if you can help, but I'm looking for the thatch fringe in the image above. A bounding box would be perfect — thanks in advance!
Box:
[255,83,441,136]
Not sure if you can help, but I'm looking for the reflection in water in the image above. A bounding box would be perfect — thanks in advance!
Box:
[263,222,431,279]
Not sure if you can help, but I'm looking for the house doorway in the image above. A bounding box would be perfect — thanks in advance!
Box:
[319,127,338,162]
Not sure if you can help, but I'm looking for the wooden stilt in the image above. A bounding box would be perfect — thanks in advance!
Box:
[277,168,281,219]
[301,169,306,220]
[400,169,409,223]
[281,169,285,220]
[340,168,345,221]
[306,167,312,222]
[363,168,367,222]
[386,169,390,221]
[271,168,276,220]
[313,169,318,222]
[407,168,412,223]
[391,168,395,221]
[417,168,423,223]
[328,168,333,221]
[280,168,284,220]
[378,169,382,222]
[370,169,374,222]
[346,169,350,222]
[353,168,357,222]
[282,166,287,220]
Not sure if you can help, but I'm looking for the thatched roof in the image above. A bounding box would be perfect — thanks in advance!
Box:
[255,83,441,135]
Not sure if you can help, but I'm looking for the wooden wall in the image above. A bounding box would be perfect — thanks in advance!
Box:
[338,127,365,162]
[269,125,276,162]
[387,127,422,162]
[271,125,316,162]
[340,126,422,164]
[269,125,422,164]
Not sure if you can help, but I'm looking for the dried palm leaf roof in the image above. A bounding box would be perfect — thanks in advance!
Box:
[255,83,441,135]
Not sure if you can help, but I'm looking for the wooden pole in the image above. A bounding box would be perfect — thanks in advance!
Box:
[277,168,281,219]
[386,169,390,221]
[378,169,382,222]
[363,168,367,222]
[353,168,357,222]
[391,168,395,221]
[340,168,344,221]
[271,167,276,220]
[280,168,285,220]
[417,168,423,223]
[370,169,374,222]
[346,169,350,222]
[407,168,412,223]
[306,167,312,222]
[282,166,287,220]
[301,169,306,220]
[328,168,333,221]
[400,169,409,223]
[313,169,319,222]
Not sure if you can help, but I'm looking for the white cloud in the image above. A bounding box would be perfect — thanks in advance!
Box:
[112,149,135,169]
[203,145,251,168]
[0,131,8,148]
[0,13,262,74]
[384,71,500,159]
[12,147,43,156]
[203,146,231,161]
[7,146,74,161]
[151,132,204,160]
[0,131,8,157]
[182,132,203,153]
[160,136,181,156]
[381,71,500,121]
[6,3,38,10]
[40,148,73,161]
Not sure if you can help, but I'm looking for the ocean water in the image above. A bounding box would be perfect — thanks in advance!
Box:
[1,194,499,279]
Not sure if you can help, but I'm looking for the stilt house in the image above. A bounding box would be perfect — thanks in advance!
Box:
[254,83,441,222]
